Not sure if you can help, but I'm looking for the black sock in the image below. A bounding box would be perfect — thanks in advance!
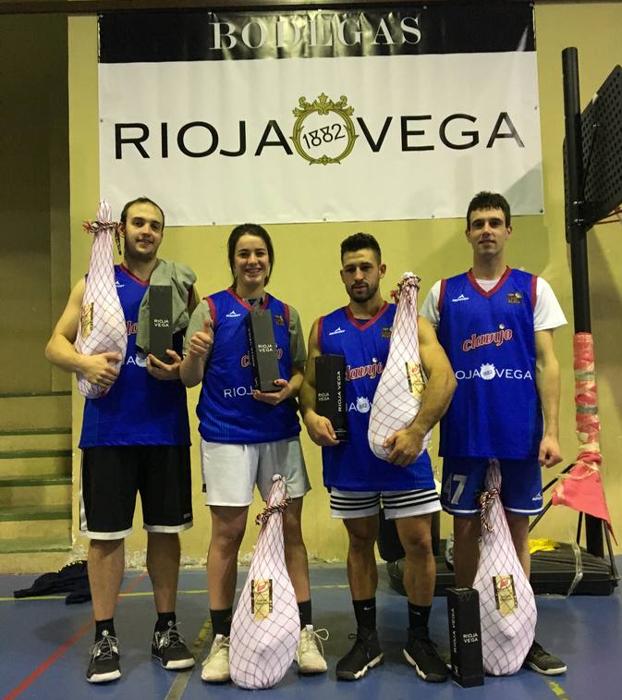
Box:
[353,598,376,632]
[95,618,115,642]
[210,607,233,637]
[298,600,312,629]
[408,603,431,636]
[155,611,176,633]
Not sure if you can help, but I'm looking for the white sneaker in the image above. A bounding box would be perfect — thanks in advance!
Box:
[295,625,328,674]
[201,634,230,683]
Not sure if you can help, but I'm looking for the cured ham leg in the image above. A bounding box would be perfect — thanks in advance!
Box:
[74,201,127,399]
[229,476,299,689]
[368,272,431,460]
[473,460,536,675]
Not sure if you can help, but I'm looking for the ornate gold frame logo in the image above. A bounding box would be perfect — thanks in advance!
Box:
[291,93,358,165]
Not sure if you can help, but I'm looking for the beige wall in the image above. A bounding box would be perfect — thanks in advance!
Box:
[0,14,70,394]
[63,3,622,563]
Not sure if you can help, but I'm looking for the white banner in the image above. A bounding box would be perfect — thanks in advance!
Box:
[99,7,543,225]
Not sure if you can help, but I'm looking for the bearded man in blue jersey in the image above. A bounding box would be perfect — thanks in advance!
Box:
[420,191,568,675]
[46,197,197,683]
[300,233,456,683]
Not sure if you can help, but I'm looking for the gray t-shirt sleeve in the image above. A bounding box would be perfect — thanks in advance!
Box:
[183,299,212,355]
[420,281,442,328]
[288,305,307,368]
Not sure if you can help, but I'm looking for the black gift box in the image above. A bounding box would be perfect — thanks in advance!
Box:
[246,308,281,393]
[149,285,173,363]
[315,354,348,441]
[447,586,484,687]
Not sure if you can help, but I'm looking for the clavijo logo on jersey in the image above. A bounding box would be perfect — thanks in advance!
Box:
[462,326,513,352]
[346,359,384,381]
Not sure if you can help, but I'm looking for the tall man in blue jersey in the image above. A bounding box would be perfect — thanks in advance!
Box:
[45,198,197,683]
[300,233,456,683]
[420,191,568,675]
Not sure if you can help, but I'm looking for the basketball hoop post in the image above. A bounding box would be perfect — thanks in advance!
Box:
[562,47,603,558]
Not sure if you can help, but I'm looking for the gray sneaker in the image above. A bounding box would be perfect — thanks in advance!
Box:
[152,621,195,670]
[295,625,328,674]
[86,631,121,683]
[201,634,230,683]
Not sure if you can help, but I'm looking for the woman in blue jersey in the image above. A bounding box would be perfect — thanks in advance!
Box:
[180,224,326,682]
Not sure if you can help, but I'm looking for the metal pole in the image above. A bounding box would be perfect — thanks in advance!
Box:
[562,47,603,557]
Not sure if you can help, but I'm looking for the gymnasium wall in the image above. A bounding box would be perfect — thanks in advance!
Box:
[0,14,70,395]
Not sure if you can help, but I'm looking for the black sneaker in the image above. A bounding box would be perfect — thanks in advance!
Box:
[524,641,567,675]
[152,621,195,670]
[86,630,121,683]
[336,628,383,681]
[403,630,449,683]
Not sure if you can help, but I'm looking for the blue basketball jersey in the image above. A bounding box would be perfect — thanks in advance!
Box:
[79,265,190,447]
[319,303,434,491]
[196,289,301,444]
[437,267,541,459]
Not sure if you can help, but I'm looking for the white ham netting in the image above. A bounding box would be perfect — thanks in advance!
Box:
[229,476,299,689]
[472,460,536,675]
[368,272,431,460]
[74,201,127,399]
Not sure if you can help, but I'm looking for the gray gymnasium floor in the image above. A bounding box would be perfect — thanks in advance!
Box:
[1,563,620,700]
